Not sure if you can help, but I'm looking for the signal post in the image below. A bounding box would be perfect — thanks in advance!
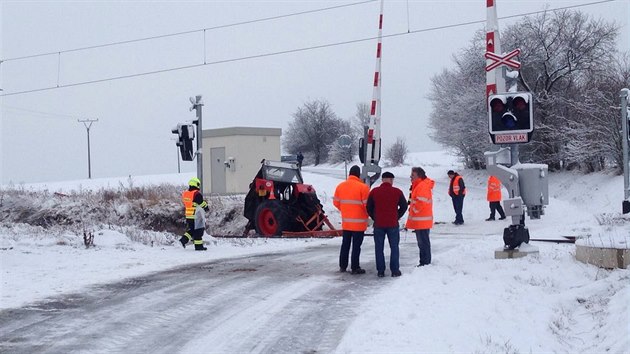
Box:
[171,95,205,192]
[622,89,630,214]
[484,0,548,257]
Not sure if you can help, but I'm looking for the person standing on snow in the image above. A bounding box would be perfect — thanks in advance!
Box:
[406,167,434,267]
[296,152,304,170]
[367,171,407,277]
[180,177,209,251]
[447,170,466,225]
[333,165,370,274]
[486,175,506,221]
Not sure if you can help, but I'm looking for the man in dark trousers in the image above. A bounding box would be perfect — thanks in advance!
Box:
[447,170,466,225]
[296,152,304,170]
[367,172,407,277]
[486,175,506,221]
[180,177,209,251]
[333,165,370,274]
[407,167,434,266]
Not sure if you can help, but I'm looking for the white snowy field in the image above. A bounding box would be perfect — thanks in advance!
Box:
[1,151,629,352]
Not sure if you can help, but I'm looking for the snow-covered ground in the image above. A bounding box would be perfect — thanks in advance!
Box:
[1,151,629,352]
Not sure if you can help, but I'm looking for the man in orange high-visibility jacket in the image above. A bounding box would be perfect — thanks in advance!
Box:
[406,167,434,267]
[447,170,466,225]
[486,175,506,221]
[333,165,370,274]
[181,177,209,251]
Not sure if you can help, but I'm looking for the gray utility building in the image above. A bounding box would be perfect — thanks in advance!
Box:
[201,127,281,194]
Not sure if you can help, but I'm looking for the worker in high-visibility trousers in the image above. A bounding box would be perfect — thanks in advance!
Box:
[181,177,209,251]
[486,175,506,221]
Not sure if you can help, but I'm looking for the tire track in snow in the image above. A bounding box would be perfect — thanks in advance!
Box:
[0,242,434,353]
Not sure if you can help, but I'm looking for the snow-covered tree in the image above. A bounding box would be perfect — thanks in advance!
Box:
[384,136,409,166]
[327,119,356,164]
[428,9,622,171]
[564,56,630,172]
[428,31,491,169]
[283,100,347,165]
[503,10,619,170]
[351,102,371,139]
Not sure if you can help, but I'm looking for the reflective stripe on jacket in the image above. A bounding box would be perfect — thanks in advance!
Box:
[333,175,370,231]
[487,175,502,202]
[406,177,434,230]
[182,189,207,220]
[449,175,466,197]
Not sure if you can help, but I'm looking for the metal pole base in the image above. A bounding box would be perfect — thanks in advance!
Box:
[502,224,530,250]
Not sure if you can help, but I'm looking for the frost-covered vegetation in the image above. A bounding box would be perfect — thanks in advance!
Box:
[429,9,628,172]
[0,181,249,246]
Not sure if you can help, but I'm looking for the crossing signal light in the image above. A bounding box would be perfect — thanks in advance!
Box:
[358,137,381,164]
[171,123,195,161]
[488,92,534,144]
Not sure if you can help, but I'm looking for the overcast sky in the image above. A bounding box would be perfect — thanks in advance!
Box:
[1,0,628,184]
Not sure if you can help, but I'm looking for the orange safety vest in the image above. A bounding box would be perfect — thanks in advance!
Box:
[449,175,466,197]
[487,176,502,202]
[182,190,199,220]
[406,177,434,230]
[333,175,370,231]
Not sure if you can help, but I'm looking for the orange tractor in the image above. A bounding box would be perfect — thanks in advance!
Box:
[243,160,340,237]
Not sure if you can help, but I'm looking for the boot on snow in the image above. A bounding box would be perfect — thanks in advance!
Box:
[179,236,189,248]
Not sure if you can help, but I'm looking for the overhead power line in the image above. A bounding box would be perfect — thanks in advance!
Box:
[1,0,377,62]
[0,0,618,97]
[1,104,77,119]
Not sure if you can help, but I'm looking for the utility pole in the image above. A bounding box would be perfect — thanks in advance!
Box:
[621,88,629,213]
[78,118,98,179]
[190,95,204,192]
[171,137,181,173]
[176,143,181,174]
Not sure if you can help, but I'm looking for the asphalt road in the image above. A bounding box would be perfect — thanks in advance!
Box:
[0,238,444,353]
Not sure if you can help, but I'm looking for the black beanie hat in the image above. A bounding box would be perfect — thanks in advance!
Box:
[382,171,395,179]
[349,165,361,177]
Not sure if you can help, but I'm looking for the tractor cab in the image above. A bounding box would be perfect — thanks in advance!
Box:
[254,160,314,202]
[261,160,302,183]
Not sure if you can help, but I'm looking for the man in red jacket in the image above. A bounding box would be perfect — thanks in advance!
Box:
[367,172,408,277]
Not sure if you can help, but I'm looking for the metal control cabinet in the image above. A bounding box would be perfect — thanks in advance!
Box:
[201,127,281,194]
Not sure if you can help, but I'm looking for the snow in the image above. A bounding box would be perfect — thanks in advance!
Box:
[0,225,324,310]
[1,150,629,352]
[337,237,629,353]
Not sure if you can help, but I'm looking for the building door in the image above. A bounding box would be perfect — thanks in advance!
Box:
[210,147,226,194]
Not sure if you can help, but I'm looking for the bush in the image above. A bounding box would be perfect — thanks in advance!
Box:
[385,137,409,166]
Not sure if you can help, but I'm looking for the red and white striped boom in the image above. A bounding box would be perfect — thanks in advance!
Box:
[366,0,383,164]
[360,0,383,186]
[486,0,506,98]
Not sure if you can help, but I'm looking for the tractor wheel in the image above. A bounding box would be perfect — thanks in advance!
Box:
[255,200,289,236]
